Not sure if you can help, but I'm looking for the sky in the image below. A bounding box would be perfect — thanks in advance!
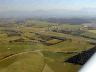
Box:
[0,0,96,12]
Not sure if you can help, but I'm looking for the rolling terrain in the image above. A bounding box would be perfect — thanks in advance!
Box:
[0,19,96,72]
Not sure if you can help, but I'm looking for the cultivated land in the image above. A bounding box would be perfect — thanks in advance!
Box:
[89,30,96,33]
[0,19,96,72]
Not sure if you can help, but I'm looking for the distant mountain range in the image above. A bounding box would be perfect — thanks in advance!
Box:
[79,7,96,12]
[0,7,96,18]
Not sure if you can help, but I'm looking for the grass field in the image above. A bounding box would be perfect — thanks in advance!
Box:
[24,27,47,30]
[35,31,96,43]
[42,51,79,62]
[0,52,44,72]
[26,20,58,28]
[22,32,36,38]
[42,51,82,72]
[81,31,96,38]
[45,39,62,44]
[0,42,43,60]
[43,40,94,52]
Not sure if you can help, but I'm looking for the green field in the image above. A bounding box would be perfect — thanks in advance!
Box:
[26,20,58,28]
[43,40,94,52]
[0,52,44,72]
[81,31,96,38]
[42,51,82,72]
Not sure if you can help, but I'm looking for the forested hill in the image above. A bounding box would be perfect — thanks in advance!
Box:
[46,18,91,25]
[65,46,96,65]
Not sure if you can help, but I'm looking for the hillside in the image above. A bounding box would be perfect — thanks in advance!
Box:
[65,46,96,65]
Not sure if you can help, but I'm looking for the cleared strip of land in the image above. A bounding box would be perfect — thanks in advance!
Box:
[42,64,54,72]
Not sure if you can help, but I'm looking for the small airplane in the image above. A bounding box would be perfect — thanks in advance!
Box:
[78,52,96,72]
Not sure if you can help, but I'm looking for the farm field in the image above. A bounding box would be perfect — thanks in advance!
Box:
[0,19,96,72]
[89,30,96,33]
[58,24,83,29]
[0,52,44,72]
[33,31,96,43]
[43,40,94,52]
[26,20,58,28]
[81,31,96,38]
[42,51,82,72]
